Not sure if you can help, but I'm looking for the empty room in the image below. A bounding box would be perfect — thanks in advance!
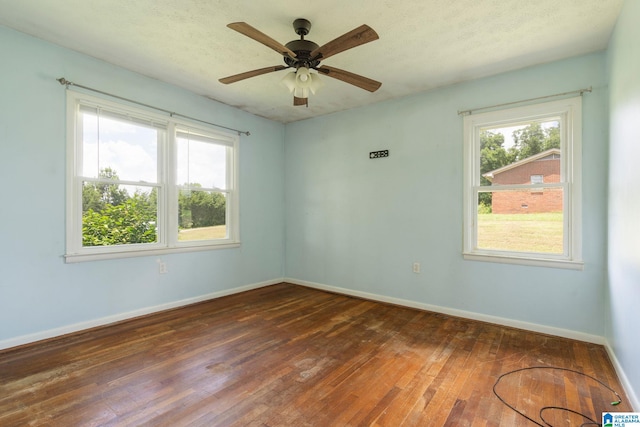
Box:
[0,0,638,425]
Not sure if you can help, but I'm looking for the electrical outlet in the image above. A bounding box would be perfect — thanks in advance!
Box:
[157,259,168,274]
[412,262,420,274]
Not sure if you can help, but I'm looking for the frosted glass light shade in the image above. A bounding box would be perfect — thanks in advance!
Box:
[281,71,297,92]
[281,67,322,98]
[295,67,311,87]
[309,73,323,94]
[293,87,309,98]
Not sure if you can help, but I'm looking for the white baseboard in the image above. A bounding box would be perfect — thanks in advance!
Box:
[285,277,606,345]
[0,278,283,351]
[605,342,640,411]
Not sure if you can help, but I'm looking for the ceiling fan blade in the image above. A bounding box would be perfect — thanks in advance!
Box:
[316,66,381,92]
[219,65,288,84]
[228,22,297,58]
[293,96,308,107]
[310,25,378,61]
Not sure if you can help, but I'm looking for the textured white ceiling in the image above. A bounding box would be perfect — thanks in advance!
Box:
[0,0,623,123]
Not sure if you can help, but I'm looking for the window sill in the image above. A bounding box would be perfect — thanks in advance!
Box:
[463,252,584,270]
[65,242,241,263]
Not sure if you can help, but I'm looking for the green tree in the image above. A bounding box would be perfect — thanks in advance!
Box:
[479,130,507,209]
[81,168,157,246]
[480,130,507,182]
[543,124,560,151]
[82,167,129,213]
[82,195,157,246]
[510,123,544,160]
[178,184,226,229]
[509,122,560,161]
[178,188,193,228]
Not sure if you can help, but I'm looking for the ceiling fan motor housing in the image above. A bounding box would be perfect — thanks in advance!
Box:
[284,39,320,69]
[285,19,321,70]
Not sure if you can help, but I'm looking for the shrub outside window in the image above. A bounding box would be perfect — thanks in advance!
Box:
[65,91,239,262]
[462,97,582,269]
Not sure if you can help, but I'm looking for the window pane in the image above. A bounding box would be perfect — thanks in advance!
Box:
[477,189,563,254]
[177,134,227,190]
[178,189,227,241]
[82,183,158,247]
[81,112,158,183]
[480,120,560,186]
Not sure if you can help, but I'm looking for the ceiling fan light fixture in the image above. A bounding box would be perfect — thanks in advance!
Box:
[295,67,323,96]
[309,72,323,95]
[293,86,309,98]
[295,67,311,87]
[282,67,322,100]
[281,71,297,92]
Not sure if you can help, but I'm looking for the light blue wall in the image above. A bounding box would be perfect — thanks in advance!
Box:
[0,5,636,403]
[2,9,633,395]
[606,0,640,408]
[285,53,609,336]
[0,26,285,344]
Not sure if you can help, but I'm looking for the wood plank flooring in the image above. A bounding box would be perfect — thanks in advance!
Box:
[0,283,631,426]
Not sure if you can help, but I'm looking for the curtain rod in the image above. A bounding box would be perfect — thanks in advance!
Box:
[57,78,250,136]
[457,87,592,116]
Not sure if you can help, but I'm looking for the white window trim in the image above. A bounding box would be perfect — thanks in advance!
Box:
[462,97,583,270]
[65,91,240,263]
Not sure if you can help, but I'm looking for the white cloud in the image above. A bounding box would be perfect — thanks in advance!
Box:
[82,114,158,183]
[176,138,226,189]
[82,113,227,192]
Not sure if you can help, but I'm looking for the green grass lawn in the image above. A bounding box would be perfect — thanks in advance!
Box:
[178,225,227,241]
[477,212,563,254]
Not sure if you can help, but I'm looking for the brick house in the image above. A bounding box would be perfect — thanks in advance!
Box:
[483,148,562,214]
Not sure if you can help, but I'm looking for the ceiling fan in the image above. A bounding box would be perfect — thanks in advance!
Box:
[219,18,382,107]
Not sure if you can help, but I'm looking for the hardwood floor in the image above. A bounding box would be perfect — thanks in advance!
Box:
[0,283,631,426]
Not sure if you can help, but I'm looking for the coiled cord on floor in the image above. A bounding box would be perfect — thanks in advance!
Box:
[492,366,622,427]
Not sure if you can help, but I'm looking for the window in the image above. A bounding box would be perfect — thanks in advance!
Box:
[65,91,239,262]
[463,97,582,269]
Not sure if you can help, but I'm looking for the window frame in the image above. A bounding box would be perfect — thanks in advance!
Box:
[462,97,583,270]
[65,91,240,263]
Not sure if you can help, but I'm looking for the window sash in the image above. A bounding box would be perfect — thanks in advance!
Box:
[472,184,569,258]
[176,127,235,147]
[462,97,582,269]
[175,137,230,191]
[79,104,168,131]
[66,91,240,262]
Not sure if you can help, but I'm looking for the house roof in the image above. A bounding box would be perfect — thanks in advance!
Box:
[483,148,560,181]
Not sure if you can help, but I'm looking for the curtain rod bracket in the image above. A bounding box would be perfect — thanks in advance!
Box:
[56,77,251,136]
